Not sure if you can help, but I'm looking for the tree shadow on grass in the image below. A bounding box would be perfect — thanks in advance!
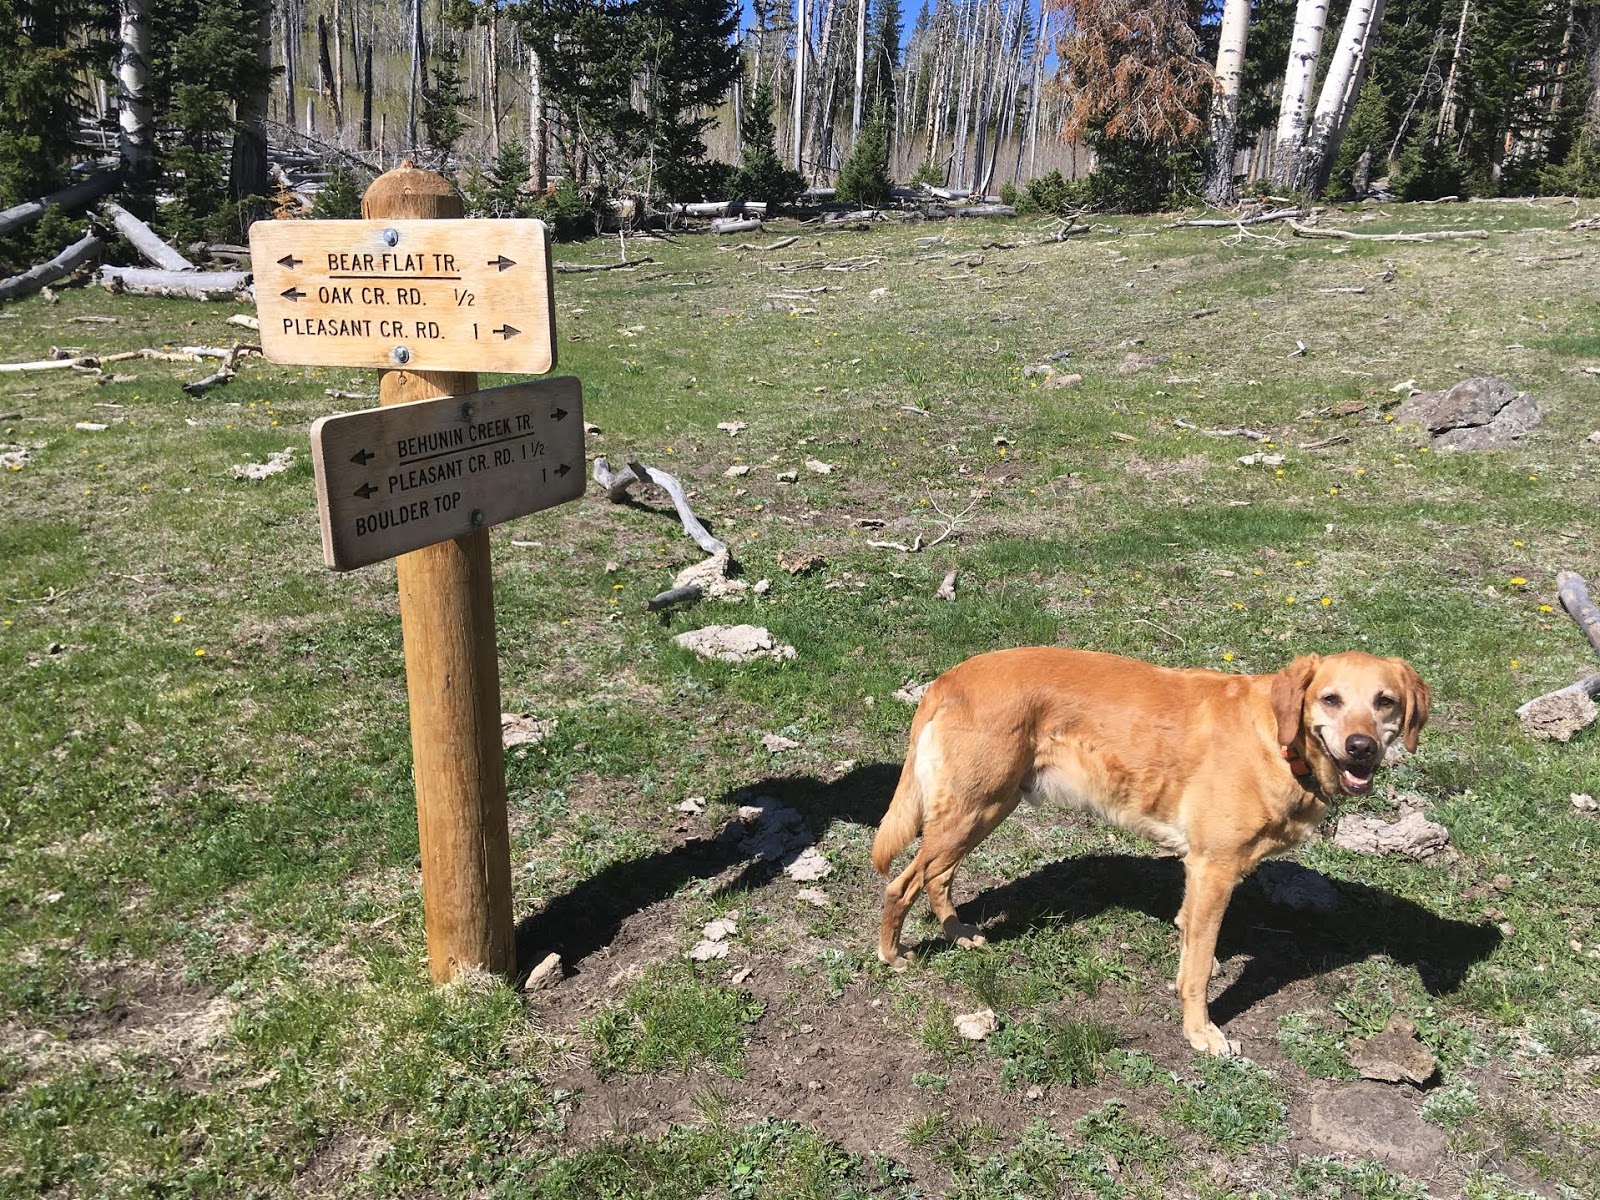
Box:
[960,855,1502,1024]
[512,761,902,982]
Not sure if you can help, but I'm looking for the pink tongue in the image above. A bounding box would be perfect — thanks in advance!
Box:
[1342,768,1371,791]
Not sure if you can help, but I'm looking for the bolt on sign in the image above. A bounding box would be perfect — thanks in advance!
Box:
[249,219,556,373]
[310,378,585,570]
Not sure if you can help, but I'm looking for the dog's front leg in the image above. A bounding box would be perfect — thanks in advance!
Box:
[1176,855,1241,1056]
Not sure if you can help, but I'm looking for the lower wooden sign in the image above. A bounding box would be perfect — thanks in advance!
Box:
[310,378,585,570]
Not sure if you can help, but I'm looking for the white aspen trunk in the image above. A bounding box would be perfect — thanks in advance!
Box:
[1434,0,1471,147]
[793,0,807,171]
[332,0,344,115]
[407,0,424,150]
[530,46,547,188]
[809,0,838,172]
[1295,0,1386,195]
[1023,1,1047,180]
[280,0,296,128]
[486,10,500,157]
[852,0,867,139]
[117,0,155,181]
[1204,0,1252,204]
[1272,0,1329,187]
[950,0,976,181]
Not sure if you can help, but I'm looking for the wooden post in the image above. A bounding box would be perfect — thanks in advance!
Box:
[362,164,514,983]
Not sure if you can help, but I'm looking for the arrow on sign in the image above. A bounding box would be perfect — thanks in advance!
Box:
[281,286,306,302]
[487,255,516,271]
[354,482,378,499]
[277,253,303,269]
[349,448,374,465]
[555,462,571,476]
[551,407,568,421]
[491,324,520,340]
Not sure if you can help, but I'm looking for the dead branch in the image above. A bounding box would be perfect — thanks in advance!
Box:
[1318,286,1367,294]
[555,256,654,274]
[767,256,883,273]
[1175,208,1303,228]
[1173,417,1267,441]
[0,232,103,302]
[325,388,374,400]
[717,236,800,252]
[592,456,727,557]
[643,584,703,612]
[1288,221,1489,243]
[1557,571,1600,659]
[226,313,260,331]
[0,169,121,239]
[711,217,762,235]
[98,266,249,299]
[935,570,958,600]
[867,497,980,553]
[1569,215,1600,231]
[1299,434,1350,450]
[1515,250,1584,265]
[180,343,257,395]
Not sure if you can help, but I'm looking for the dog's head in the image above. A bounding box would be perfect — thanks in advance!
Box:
[1271,652,1431,796]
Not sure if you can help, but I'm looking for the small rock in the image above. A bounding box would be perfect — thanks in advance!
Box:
[1333,811,1451,860]
[1254,860,1340,911]
[1572,792,1598,812]
[869,287,889,299]
[677,796,706,813]
[724,464,751,477]
[74,421,108,431]
[527,952,563,990]
[752,579,771,595]
[730,966,753,985]
[675,624,797,663]
[783,846,833,881]
[954,1009,998,1041]
[796,888,830,907]
[893,681,930,704]
[1519,688,1597,742]
[1042,372,1084,390]
[717,421,748,435]
[776,469,799,484]
[674,549,749,601]
[777,550,823,575]
[1238,452,1286,466]
[1021,364,1053,379]
[501,713,555,747]
[762,732,800,753]
[1025,1085,1044,1100]
[803,458,833,474]
[231,447,296,481]
[1396,376,1542,451]
[1348,1014,1437,1086]
[1308,1083,1446,1175]
[1329,400,1368,417]
[688,939,730,961]
[1587,431,1600,444]
[702,915,739,942]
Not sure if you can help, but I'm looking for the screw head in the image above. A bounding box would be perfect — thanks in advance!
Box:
[383,228,400,247]
[460,401,476,420]
[469,508,486,527]
[391,345,411,365]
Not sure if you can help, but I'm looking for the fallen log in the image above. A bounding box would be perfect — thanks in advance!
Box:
[1557,571,1600,658]
[98,266,250,299]
[711,217,762,235]
[643,584,703,612]
[1288,221,1489,243]
[716,236,799,252]
[958,204,1017,218]
[555,256,654,274]
[593,456,727,557]
[103,201,194,271]
[0,232,104,303]
[1176,207,1303,228]
[0,169,122,240]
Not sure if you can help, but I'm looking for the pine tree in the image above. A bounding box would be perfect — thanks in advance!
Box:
[837,105,891,205]
[0,0,108,207]
[1327,79,1392,199]
[734,81,806,206]
[421,42,468,161]
[869,0,904,128]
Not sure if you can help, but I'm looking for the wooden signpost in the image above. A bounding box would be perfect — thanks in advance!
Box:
[249,218,556,373]
[251,164,576,984]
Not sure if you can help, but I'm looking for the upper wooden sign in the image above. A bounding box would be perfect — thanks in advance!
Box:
[310,377,585,570]
[248,219,557,373]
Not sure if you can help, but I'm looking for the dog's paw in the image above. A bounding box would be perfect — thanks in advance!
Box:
[1185,1022,1239,1057]
[878,946,916,971]
[943,921,987,949]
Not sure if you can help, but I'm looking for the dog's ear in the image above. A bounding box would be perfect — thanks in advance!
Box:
[1390,658,1431,752]
[1270,655,1319,748]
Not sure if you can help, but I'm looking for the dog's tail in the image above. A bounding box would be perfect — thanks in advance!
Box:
[872,703,934,875]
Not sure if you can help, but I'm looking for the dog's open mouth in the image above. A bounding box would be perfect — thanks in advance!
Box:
[1338,763,1377,795]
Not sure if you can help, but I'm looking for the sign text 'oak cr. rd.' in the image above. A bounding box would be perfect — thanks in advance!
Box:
[249,219,557,374]
[310,378,584,570]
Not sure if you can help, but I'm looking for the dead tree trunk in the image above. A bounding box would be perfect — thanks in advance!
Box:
[0,233,103,302]
[362,42,375,151]
[0,173,122,240]
[318,15,342,129]
[117,0,156,181]
[103,201,194,271]
[230,0,273,213]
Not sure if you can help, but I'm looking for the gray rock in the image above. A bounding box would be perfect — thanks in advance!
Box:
[1308,1083,1447,1175]
[1519,688,1598,742]
[1396,376,1542,451]
[1349,1014,1438,1086]
[1334,811,1451,860]
[527,952,563,990]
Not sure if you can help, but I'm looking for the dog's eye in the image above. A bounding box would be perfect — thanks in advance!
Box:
[1321,693,1343,708]
[1375,694,1396,710]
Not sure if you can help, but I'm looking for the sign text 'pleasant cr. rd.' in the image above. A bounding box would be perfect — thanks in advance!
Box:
[249,219,557,373]
[310,378,584,570]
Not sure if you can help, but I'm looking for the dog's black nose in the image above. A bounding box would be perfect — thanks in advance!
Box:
[1345,733,1379,762]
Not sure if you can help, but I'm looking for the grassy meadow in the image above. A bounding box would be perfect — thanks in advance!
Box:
[1,198,1598,1198]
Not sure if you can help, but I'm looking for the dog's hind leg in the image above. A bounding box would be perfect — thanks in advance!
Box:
[879,850,929,967]
[924,795,1022,948]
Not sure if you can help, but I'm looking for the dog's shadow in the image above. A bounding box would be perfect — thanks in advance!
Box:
[961,854,1501,1023]
[516,760,1501,1022]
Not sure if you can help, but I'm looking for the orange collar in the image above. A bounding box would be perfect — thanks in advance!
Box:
[1282,744,1314,780]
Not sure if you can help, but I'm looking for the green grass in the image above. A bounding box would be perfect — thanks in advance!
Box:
[3,197,1600,1196]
